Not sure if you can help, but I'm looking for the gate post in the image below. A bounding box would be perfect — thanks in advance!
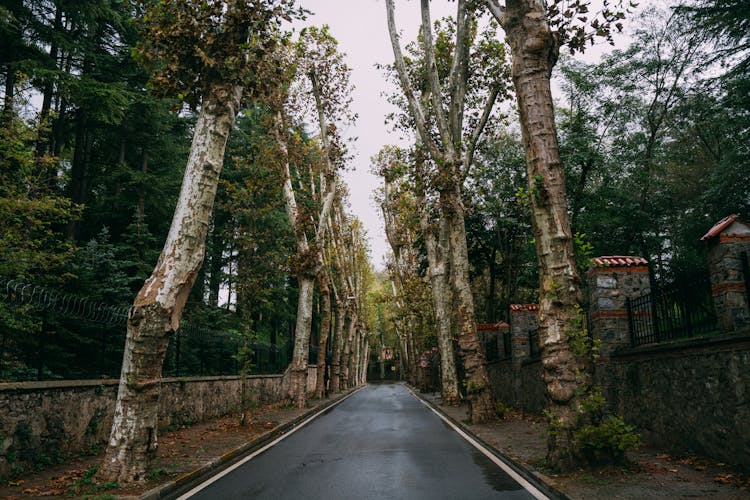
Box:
[701,215,750,333]
[587,256,651,361]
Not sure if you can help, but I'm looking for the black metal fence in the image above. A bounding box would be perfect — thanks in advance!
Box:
[0,280,301,381]
[627,274,718,346]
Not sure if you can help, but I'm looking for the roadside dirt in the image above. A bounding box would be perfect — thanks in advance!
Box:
[421,391,750,499]
[0,397,339,499]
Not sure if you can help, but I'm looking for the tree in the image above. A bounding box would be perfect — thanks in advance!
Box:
[484,0,630,469]
[676,0,750,75]
[385,0,509,423]
[271,25,355,407]
[374,145,460,403]
[98,0,299,483]
[464,131,536,321]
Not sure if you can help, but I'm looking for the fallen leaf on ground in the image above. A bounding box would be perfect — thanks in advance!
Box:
[656,453,671,460]
[714,473,737,485]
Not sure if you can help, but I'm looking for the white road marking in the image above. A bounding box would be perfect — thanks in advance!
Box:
[177,386,366,499]
[409,389,550,500]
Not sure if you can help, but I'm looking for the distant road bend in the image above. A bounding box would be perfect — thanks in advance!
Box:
[178,383,548,499]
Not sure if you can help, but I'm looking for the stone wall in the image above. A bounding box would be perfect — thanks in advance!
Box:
[487,256,750,470]
[484,305,546,414]
[606,333,750,470]
[487,358,546,415]
[0,366,319,478]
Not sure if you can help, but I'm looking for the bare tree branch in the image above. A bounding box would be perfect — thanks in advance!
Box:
[463,84,501,178]
[484,0,506,24]
[420,0,455,158]
[448,0,471,141]
[385,0,441,160]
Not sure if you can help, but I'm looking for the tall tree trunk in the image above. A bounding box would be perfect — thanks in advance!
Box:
[66,110,91,241]
[329,304,345,393]
[425,219,461,404]
[487,246,497,322]
[407,317,419,386]
[1,65,15,123]
[36,5,62,158]
[314,273,331,398]
[340,310,356,390]
[137,148,148,232]
[442,181,495,423]
[414,153,461,404]
[352,326,362,386]
[206,219,224,307]
[501,0,590,470]
[97,83,242,484]
[359,334,369,384]
[287,275,315,407]
[386,0,497,422]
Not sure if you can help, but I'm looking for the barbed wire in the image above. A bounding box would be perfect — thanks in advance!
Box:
[1,279,129,326]
[0,278,299,347]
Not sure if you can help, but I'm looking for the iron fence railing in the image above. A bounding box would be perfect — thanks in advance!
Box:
[0,279,304,381]
[627,274,718,346]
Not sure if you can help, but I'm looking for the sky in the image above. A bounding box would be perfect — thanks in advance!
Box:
[298,0,650,271]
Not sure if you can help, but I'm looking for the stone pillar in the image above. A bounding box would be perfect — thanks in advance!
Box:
[587,256,650,413]
[587,256,651,360]
[509,304,538,369]
[701,215,750,333]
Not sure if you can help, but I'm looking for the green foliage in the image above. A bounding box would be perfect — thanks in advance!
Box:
[544,383,639,468]
[495,400,512,419]
[134,0,305,107]
[575,415,641,465]
[567,304,600,361]
[465,378,486,395]
[573,232,594,274]
[0,114,76,280]
[148,467,168,481]
[564,387,641,466]
[558,6,750,282]
[70,466,119,495]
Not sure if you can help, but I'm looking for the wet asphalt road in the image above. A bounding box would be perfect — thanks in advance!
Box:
[184,383,541,499]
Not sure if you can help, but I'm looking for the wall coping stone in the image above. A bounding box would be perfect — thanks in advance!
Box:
[0,373,285,393]
[611,330,750,361]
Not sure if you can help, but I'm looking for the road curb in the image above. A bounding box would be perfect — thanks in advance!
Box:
[406,385,571,500]
[137,385,366,500]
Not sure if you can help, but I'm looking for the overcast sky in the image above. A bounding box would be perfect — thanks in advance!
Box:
[299,0,650,270]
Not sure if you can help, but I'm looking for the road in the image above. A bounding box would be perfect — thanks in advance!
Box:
[180,383,547,499]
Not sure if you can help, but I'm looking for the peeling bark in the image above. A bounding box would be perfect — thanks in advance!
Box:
[441,182,495,422]
[329,302,345,393]
[386,0,496,422]
[415,165,460,405]
[314,272,331,398]
[98,83,242,483]
[496,0,591,470]
[288,275,315,407]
